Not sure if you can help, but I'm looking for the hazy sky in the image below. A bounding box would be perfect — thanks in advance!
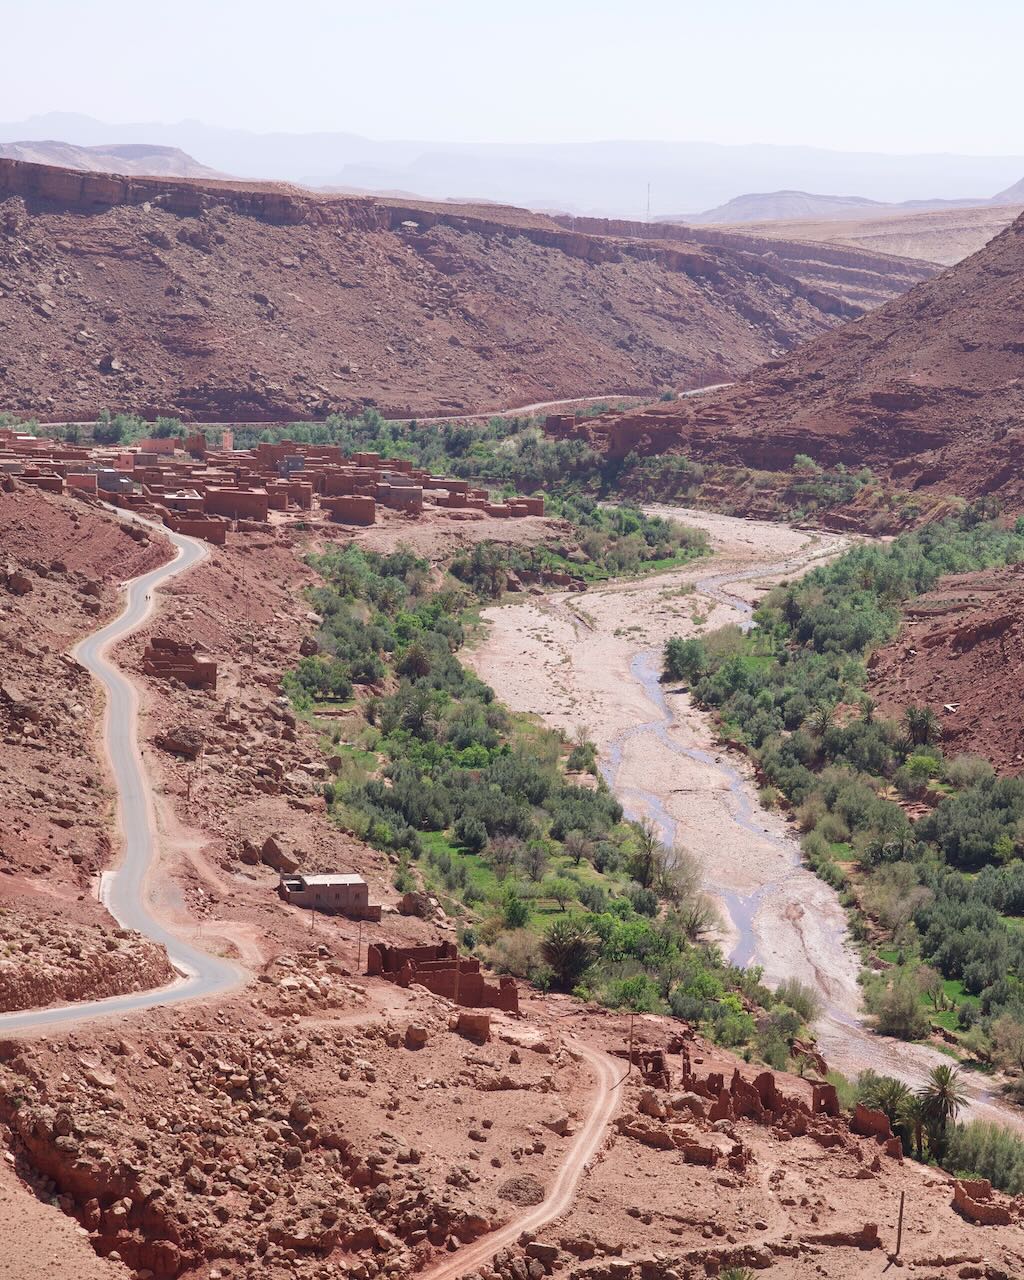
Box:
[5,0,1024,154]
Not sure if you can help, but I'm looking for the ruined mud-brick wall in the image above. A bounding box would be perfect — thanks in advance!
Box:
[142,637,218,690]
[366,942,519,1012]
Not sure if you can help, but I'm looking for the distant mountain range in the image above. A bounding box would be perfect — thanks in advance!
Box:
[3,112,1024,218]
[0,139,222,179]
[687,184,1024,226]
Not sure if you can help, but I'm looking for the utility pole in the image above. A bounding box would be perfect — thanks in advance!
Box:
[895,1190,905,1257]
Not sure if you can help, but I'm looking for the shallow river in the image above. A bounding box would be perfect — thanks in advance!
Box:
[468,507,1023,1130]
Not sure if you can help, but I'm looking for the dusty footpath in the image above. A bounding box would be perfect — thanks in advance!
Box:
[466,507,1024,1128]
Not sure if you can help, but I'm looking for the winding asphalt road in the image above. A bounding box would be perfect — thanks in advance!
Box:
[0,515,625,1263]
[0,522,241,1033]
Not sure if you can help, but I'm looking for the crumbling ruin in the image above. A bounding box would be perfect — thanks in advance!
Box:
[366,941,518,1012]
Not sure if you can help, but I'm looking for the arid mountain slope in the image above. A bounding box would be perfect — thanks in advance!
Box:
[584,210,1024,510]
[0,140,223,178]
[0,159,931,422]
[686,188,981,224]
[551,213,937,310]
[869,565,1024,774]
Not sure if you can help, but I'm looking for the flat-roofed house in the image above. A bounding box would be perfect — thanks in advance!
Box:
[278,873,381,920]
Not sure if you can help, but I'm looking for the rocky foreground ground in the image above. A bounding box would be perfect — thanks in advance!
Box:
[2,485,1024,1280]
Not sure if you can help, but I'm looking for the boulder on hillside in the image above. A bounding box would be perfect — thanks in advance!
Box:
[154,724,203,760]
[261,835,299,874]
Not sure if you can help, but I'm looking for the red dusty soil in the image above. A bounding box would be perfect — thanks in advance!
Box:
[0,482,170,896]
[4,986,1024,1280]
[1,157,924,423]
[869,564,1024,774]
[584,210,1024,512]
[5,495,1024,1279]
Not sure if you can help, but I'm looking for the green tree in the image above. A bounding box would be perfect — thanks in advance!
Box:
[542,876,578,911]
[502,889,530,929]
[664,636,707,682]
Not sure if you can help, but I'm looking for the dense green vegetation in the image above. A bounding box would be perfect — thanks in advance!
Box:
[827,1058,1024,1193]
[36,406,937,533]
[663,511,1024,1093]
[289,541,817,1066]
[448,498,706,591]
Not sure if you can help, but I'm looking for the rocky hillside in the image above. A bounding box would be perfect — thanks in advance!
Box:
[551,213,937,310]
[0,158,931,422]
[584,209,1024,511]
[869,565,1024,773]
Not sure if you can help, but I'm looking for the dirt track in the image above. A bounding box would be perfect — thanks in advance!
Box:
[419,1041,622,1280]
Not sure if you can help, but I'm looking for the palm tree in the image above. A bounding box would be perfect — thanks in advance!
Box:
[807,703,835,737]
[399,687,438,739]
[905,704,940,747]
[862,1075,911,1129]
[917,1063,968,1141]
[541,919,601,991]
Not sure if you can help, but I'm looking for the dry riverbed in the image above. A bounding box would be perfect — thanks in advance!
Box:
[467,507,1024,1128]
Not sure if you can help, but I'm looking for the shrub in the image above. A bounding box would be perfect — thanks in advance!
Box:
[944,754,995,790]
[773,977,823,1023]
[487,929,544,980]
[944,1121,1024,1194]
[454,815,488,853]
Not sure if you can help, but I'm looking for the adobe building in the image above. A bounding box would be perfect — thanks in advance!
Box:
[366,940,519,1012]
[142,637,218,690]
[0,428,547,545]
[278,873,382,920]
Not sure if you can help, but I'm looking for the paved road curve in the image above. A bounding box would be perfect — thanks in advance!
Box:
[0,524,241,1033]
